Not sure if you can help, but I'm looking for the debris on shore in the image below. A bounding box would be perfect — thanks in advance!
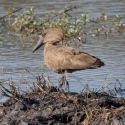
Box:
[0,76,125,125]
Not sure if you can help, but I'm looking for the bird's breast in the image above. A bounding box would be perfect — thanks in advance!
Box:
[44,45,62,73]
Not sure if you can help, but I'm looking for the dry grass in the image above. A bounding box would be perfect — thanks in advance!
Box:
[0,71,125,124]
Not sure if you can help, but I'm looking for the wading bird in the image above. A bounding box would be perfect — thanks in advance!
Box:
[32,28,104,91]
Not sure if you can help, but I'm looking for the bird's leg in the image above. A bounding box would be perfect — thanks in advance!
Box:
[57,74,65,91]
[57,71,69,92]
[57,75,63,91]
[63,72,69,92]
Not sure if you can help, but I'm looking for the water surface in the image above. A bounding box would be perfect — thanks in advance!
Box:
[0,0,125,95]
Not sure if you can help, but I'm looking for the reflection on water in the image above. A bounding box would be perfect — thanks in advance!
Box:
[0,0,125,95]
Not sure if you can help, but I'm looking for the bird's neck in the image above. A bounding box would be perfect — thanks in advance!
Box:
[44,43,54,54]
[45,43,54,48]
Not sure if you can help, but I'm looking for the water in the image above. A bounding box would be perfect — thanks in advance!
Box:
[0,0,125,96]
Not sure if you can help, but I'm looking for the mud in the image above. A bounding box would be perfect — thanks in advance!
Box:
[0,84,125,125]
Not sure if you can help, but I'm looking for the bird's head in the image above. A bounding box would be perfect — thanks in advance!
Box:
[32,28,64,53]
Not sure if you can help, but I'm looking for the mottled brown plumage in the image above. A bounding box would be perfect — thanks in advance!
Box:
[33,28,104,74]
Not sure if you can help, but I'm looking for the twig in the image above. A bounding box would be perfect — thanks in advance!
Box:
[71,73,84,86]
[24,69,36,78]
[40,6,76,26]
[0,8,23,20]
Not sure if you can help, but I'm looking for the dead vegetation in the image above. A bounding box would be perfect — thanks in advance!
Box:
[0,73,125,125]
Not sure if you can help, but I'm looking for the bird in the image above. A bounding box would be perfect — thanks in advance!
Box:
[32,28,104,91]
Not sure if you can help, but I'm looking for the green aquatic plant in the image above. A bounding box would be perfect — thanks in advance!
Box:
[12,7,38,34]
[10,6,90,43]
[0,6,125,44]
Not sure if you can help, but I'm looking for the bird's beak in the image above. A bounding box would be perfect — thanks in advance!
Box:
[32,37,44,53]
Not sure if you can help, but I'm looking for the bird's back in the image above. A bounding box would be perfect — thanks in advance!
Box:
[44,44,104,73]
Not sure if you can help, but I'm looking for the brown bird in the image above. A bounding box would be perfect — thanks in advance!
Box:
[33,28,104,91]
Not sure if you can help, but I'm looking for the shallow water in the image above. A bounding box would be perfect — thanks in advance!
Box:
[0,0,125,96]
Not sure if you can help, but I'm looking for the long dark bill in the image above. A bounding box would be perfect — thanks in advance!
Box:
[32,37,44,53]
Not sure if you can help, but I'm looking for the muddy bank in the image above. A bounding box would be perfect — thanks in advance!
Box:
[0,84,125,125]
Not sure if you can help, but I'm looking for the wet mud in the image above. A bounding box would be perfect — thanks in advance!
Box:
[0,84,125,125]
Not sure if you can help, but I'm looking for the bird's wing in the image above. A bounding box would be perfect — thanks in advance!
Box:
[54,46,104,72]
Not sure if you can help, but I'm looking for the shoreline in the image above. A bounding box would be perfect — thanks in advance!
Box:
[0,83,125,125]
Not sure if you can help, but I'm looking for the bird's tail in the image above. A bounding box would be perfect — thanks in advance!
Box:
[91,59,104,68]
